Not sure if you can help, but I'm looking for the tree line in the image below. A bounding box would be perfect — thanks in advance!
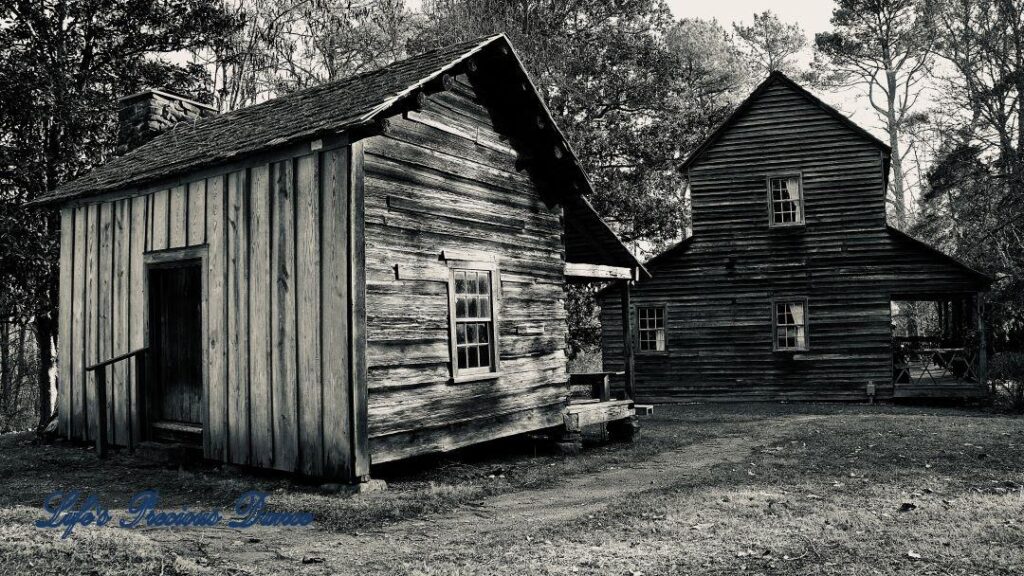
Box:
[2,0,1022,428]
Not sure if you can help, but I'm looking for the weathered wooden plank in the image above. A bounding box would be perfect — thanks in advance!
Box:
[227,170,250,464]
[188,179,206,246]
[564,262,632,280]
[71,207,88,440]
[295,153,322,476]
[206,175,228,460]
[350,142,369,477]
[321,147,351,478]
[57,207,75,438]
[151,188,169,251]
[271,159,299,471]
[371,402,565,464]
[112,199,130,445]
[99,202,114,445]
[85,203,99,442]
[168,184,187,248]
[129,195,146,444]
[248,164,273,468]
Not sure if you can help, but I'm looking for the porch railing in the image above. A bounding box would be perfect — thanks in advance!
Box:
[84,347,148,458]
[892,337,978,387]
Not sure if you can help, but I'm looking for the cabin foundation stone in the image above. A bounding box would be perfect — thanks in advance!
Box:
[608,416,641,443]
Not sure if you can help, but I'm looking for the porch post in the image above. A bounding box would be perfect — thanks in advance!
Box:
[620,280,635,399]
[976,293,988,392]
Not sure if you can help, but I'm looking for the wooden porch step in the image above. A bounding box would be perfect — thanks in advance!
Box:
[564,399,634,432]
[151,421,202,445]
[633,404,654,416]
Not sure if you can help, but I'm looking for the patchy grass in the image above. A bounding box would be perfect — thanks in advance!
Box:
[1,403,1022,575]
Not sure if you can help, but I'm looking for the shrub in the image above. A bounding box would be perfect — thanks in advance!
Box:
[990,351,1024,413]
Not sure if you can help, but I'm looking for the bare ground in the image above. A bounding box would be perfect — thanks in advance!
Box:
[2,403,1023,575]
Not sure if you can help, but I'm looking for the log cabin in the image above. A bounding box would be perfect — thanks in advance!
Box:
[600,71,992,403]
[33,35,645,482]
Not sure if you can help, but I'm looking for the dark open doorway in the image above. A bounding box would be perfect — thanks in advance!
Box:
[147,259,204,444]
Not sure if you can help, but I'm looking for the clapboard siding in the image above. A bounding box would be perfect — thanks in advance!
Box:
[601,80,987,402]
[363,74,568,464]
[59,143,359,479]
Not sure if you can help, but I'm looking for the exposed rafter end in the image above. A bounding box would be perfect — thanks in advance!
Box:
[350,117,391,141]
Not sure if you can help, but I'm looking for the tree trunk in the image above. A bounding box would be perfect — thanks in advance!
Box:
[35,314,55,431]
[885,68,906,228]
[1,322,9,418]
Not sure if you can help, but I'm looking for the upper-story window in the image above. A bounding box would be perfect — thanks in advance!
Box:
[773,298,808,351]
[636,306,666,352]
[768,174,804,227]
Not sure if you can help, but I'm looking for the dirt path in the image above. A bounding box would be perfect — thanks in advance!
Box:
[144,415,824,575]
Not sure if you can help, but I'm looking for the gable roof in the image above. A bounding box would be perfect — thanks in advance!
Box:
[36,35,499,204]
[678,71,891,173]
[34,34,645,275]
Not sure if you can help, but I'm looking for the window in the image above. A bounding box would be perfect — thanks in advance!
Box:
[449,268,499,377]
[773,299,808,351]
[768,174,804,226]
[636,306,666,352]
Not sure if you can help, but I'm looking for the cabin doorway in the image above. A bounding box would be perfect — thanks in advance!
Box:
[147,258,204,444]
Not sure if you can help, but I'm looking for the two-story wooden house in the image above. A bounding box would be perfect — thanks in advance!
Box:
[600,72,991,402]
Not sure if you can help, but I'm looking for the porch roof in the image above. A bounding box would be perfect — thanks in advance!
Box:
[886,226,993,293]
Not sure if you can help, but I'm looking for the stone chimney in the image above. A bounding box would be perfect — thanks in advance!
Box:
[117,89,218,151]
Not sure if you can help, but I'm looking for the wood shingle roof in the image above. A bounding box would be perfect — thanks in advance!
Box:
[38,35,500,203]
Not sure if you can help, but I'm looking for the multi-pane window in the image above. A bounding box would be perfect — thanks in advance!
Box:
[452,269,496,374]
[769,175,803,226]
[636,306,666,352]
[774,299,808,351]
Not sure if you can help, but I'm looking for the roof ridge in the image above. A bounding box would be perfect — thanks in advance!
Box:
[678,71,890,173]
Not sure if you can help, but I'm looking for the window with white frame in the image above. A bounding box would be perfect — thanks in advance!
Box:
[450,268,498,376]
[768,175,804,226]
[636,306,666,352]
[773,299,808,351]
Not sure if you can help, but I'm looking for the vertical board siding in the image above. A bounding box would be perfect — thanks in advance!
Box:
[98,203,113,444]
[206,174,228,460]
[57,208,74,438]
[321,148,351,478]
[227,170,251,464]
[188,180,206,246]
[271,160,299,471]
[362,75,569,464]
[71,207,87,440]
[113,200,130,445]
[296,154,323,476]
[248,164,274,467]
[169,184,187,249]
[350,143,369,476]
[151,188,169,251]
[129,196,146,443]
[60,145,357,479]
[85,204,98,441]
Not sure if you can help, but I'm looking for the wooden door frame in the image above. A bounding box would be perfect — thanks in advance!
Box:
[142,245,209,441]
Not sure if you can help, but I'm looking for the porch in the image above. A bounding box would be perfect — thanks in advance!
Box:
[891,293,989,400]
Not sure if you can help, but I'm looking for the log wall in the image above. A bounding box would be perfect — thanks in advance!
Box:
[362,74,570,463]
[601,81,986,402]
[57,143,362,479]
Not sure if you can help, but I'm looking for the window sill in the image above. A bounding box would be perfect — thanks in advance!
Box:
[449,371,502,384]
[635,350,669,356]
[769,223,806,232]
